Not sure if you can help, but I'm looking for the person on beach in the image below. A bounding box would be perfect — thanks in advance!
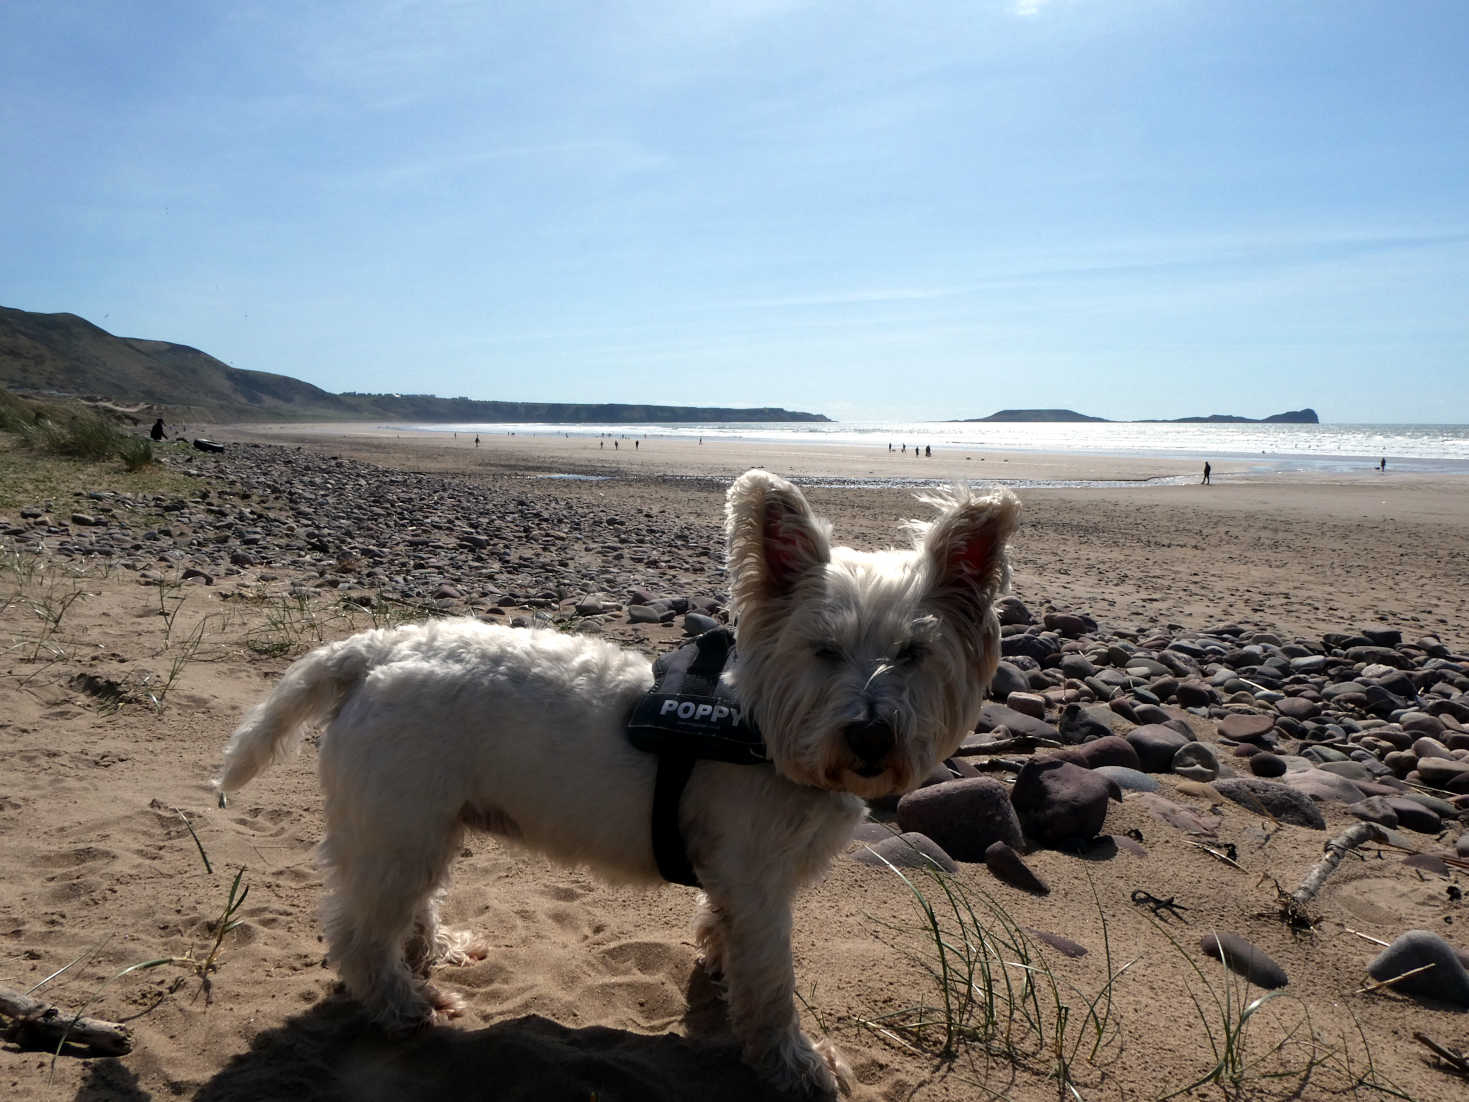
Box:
[150,418,167,441]
[475,435,480,447]
[1380,457,1386,471]
[1202,461,1212,485]
[925,445,931,458]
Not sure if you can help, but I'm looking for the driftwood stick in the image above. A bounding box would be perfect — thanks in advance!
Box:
[0,987,133,1056]
[954,734,1058,756]
[1413,1031,1469,1078]
[1289,822,1387,911]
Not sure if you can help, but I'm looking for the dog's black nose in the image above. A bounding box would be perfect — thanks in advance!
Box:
[843,721,895,765]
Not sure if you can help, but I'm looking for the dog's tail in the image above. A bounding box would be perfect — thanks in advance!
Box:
[214,635,375,801]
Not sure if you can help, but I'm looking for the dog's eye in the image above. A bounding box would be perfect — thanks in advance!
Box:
[813,644,844,663]
[896,641,926,665]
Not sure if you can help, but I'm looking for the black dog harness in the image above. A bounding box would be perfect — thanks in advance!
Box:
[625,629,769,886]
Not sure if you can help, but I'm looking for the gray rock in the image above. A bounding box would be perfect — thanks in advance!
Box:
[683,612,721,635]
[989,661,1030,701]
[1383,797,1442,835]
[1127,724,1191,772]
[1416,756,1469,790]
[1200,931,1289,989]
[1057,702,1112,744]
[1172,741,1221,781]
[1280,769,1367,806]
[1212,778,1326,829]
[1367,930,1469,1007]
[1346,796,1400,828]
[896,778,1025,861]
[850,831,959,874]
[1093,765,1159,792]
[974,702,1061,742]
[995,595,1032,626]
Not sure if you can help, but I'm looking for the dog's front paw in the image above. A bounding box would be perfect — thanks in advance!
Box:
[813,1038,852,1097]
[426,984,467,1021]
[754,1030,849,1099]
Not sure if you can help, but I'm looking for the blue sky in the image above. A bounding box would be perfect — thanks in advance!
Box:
[3,1,1466,423]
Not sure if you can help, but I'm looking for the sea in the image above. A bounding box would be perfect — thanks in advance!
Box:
[402,420,1469,477]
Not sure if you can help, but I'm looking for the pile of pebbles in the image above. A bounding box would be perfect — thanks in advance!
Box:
[2,442,728,620]
[860,596,1469,1003]
[981,594,1469,813]
[876,593,1469,865]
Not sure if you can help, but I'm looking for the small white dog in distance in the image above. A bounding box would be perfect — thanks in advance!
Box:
[215,469,1019,1097]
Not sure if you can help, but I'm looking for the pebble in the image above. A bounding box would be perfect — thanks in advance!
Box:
[1212,778,1326,829]
[896,778,1025,861]
[1010,758,1115,847]
[1249,752,1288,778]
[1172,741,1221,781]
[1127,724,1191,772]
[984,841,1050,895]
[1092,765,1159,792]
[1199,931,1289,989]
[849,831,959,874]
[1367,930,1469,1007]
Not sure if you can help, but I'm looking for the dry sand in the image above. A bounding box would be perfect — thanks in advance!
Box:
[2,423,1467,1101]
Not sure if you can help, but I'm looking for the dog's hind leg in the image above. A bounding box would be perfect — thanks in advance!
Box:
[318,821,469,1030]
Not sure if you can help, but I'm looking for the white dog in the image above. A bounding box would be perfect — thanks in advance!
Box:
[215,469,1019,1097]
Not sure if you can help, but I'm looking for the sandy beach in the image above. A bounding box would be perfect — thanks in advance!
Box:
[3,423,1468,1101]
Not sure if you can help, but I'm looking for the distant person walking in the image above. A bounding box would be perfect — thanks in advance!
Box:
[1202,461,1212,485]
[924,445,932,458]
[1379,456,1386,472]
[150,418,167,441]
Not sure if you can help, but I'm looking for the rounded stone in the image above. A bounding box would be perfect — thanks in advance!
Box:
[1217,712,1276,742]
[896,778,1025,861]
[1010,758,1114,847]
[1249,752,1288,778]
[1172,741,1221,781]
[1200,931,1289,989]
[1212,778,1326,829]
[1368,930,1469,1007]
[1383,797,1442,835]
[1094,765,1160,792]
[850,831,959,874]
[1127,724,1191,772]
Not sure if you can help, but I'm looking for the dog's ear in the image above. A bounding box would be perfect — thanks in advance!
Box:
[919,487,1021,623]
[726,469,831,604]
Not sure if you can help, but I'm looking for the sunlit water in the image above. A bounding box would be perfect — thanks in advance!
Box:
[406,420,1469,477]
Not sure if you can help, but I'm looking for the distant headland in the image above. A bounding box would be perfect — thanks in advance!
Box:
[968,407,1320,425]
[0,305,829,424]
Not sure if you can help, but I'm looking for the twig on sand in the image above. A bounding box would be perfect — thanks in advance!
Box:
[1414,1031,1469,1079]
[1356,963,1435,996]
[1184,839,1245,871]
[0,987,133,1056]
[1281,822,1387,927]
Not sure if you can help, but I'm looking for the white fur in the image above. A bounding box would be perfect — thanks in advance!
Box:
[215,469,1019,1097]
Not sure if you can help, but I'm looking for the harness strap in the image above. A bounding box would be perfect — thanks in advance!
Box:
[649,629,736,888]
[652,753,699,887]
